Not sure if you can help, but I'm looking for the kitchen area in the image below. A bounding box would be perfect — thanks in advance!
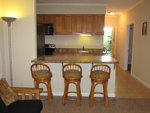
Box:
[32,3,118,97]
[37,14,105,57]
[2,0,150,112]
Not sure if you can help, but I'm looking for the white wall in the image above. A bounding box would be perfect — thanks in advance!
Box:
[105,15,118,28]
[37,3,106,48]
[45,35,103,49]
[37,3,106,14]
[117,0,150,88]
[2,0,36,86]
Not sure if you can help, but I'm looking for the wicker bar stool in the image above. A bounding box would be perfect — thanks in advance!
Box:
[89,64,111,108]
[31,63,53,106]
[62,63,82,107]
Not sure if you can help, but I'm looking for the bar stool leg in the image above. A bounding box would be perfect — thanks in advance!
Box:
[103,82,105,102]
[34,81,39,88]
[47,80,52,106]
[62,81,68,106]
[77,81,81,107]
[34,81,39,99]
[89,80,93,100]
[89,81,95,107]
[49,80,53,99]
[65,82,69,99]
[79,81,82,100]
[104,81,108,108]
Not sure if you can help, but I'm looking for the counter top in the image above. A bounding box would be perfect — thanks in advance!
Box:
[31,55,119,64]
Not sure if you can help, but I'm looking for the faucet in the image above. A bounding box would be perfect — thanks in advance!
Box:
[82,45,85,50]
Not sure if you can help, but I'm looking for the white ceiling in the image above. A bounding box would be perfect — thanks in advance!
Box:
[36,0,144,15]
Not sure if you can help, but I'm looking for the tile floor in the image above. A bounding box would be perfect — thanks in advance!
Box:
[115,65,150,98]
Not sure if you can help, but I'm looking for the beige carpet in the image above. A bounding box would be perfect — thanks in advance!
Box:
[41,96,150,113]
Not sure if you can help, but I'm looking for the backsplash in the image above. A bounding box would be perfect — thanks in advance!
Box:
[45,35,103,49]
[54,48,103,54]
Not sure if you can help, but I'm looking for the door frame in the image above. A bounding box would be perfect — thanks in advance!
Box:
[124,23,135,71]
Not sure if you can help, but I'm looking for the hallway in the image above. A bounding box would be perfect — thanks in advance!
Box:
[115,65,150,98]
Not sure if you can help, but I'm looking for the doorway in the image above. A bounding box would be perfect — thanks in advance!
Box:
[124,24,134,71]
[103,27,113,54]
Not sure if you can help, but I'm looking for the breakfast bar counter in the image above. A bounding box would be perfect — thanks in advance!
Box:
[31,55,119,97]
[31,55,118,64]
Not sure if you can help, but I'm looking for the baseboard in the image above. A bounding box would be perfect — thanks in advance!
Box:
[40,92,115,97]
[131,74,150,89]
[117,64,125,70]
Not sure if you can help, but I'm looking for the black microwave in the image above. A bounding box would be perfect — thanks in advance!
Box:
[43,24,54,35]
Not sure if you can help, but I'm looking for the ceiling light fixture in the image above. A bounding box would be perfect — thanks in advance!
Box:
[109,11,114,15]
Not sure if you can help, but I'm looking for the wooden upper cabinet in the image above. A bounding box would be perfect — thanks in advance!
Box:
[44,15,54,24]
[54,15,65,35]
[37,14,54,24]
[83,15,94,35]
[36,14,105,35]
[37,15,45,24]
[64,15,74,35]
[94,15,105,35]
[74,15,83,34]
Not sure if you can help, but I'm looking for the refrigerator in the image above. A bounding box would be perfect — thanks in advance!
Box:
[37,25,45,57]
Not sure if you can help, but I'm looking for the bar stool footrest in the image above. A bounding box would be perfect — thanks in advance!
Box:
[68,91,77,94]
[94,92,104,95]
[93,98,105,101]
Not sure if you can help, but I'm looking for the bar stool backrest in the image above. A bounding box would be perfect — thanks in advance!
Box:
[90,64,111,80]
[62,63,82,79]
[31,63,52,79]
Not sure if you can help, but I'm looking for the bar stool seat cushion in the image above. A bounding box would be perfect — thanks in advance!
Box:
[32,70,52,78]
[64,70,81,78]
[91,70,109,79]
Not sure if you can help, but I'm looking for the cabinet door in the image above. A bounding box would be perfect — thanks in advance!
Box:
[37,15,45,24]
[94,15,105,35]
[64,15,74,35]
[74,15,83,34]
[54,15,65,34]
[83,15,94,34]
[45,15,54,24]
